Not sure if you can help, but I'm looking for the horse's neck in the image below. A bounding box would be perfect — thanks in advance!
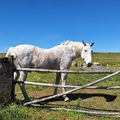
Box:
[72,43,83,58]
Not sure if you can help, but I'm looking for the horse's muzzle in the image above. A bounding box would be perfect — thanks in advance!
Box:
[87,62,93,67]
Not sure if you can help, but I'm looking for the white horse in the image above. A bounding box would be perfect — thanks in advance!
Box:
[6,40,94,102]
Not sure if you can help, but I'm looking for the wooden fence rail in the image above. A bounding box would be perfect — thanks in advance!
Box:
[16,68,115,74]
[16,81,120,89]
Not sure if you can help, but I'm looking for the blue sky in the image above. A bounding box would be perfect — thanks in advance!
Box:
[0,0,120,52]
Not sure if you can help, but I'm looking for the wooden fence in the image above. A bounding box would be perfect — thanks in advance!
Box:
[16,68,120,90]
[10,67,120,115]
[12,68,119,104]
[12,68,120,115]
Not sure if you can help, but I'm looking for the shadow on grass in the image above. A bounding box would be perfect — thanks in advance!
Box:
[14,93,119,113]
[36,93,119,112]
[33,93,117,103]
[68,93,117,102]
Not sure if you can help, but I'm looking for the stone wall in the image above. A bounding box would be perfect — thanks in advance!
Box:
[72,61,100,67]
[0,58,12,103]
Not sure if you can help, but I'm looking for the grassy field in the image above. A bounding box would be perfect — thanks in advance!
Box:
[0,53,120,120]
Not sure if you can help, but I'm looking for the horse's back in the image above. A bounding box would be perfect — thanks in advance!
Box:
[14,44,39,53]
[6,44,75,69]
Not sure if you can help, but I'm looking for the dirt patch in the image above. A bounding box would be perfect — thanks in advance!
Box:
[26,87,117,105]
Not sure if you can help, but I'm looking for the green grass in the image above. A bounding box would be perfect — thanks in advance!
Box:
[0,104,31,120]
[93,52,120,66]
[1,53,120,119]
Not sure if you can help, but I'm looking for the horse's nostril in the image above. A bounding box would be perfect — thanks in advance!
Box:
[87,62,93,67]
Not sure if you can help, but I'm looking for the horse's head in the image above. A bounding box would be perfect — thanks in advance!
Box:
[81,41,94,67]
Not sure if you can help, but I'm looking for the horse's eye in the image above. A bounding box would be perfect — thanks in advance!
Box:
[85,50,87,52]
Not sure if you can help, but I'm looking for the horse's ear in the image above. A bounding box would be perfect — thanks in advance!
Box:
[90,42,94,47]
[82,40,86,46]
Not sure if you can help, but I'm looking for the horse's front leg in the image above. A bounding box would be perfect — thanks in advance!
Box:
[61,73,69,102]
[19,71,30,101]
[54,73,61,95]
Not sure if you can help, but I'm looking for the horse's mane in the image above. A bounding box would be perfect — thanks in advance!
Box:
[61,40,73,45]
[61,40,83,47]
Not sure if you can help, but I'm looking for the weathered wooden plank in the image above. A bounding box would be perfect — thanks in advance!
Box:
[15,81,120,89]
[16,68,115,74]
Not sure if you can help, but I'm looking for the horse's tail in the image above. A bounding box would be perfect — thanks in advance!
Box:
[5,47,15,59]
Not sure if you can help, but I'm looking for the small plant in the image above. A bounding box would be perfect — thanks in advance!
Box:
[48,116,60,120]
[76,98,81,108]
